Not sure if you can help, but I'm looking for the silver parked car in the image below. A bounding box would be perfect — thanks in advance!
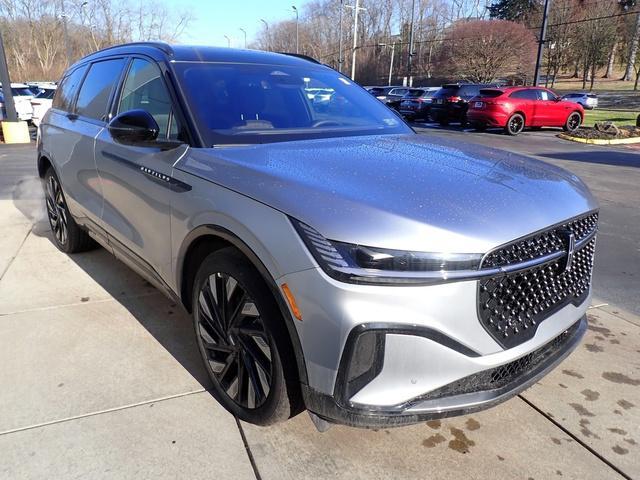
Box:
[38,43,598,429]
[561,92,598,110]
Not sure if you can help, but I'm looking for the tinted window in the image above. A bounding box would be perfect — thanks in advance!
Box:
[176,62,410,145]
[405,89,425,98]
[434,86,460,97]
[12,88,33,96]
[52,65,88,111]
[510,89,538,100]
[389,88,408,96]
[119,58,175,138]
[565,93,581,98]
[459,85,480,97]
[76,58,126,121]
[479,89,503,98]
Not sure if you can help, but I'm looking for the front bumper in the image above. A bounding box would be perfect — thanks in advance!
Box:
[302,315,586,428]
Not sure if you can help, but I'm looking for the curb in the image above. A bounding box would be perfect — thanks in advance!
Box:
[558,133,640,145]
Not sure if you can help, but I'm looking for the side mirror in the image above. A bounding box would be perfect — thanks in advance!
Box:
[108,109,159,146]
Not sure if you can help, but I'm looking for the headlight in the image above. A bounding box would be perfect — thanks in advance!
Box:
[291,219,483,285]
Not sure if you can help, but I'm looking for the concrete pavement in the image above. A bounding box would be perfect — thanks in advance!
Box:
[0,143,638,479]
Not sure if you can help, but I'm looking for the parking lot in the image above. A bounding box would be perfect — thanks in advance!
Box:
[0,132,639,479]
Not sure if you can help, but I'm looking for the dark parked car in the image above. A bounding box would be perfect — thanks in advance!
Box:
[398,87,440,121]
[429,83,498,126]
[467,87,584,135]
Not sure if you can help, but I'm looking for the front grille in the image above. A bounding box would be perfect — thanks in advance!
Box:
[478,212,597,349]
[482,213,598,268]
[415,320,580,403]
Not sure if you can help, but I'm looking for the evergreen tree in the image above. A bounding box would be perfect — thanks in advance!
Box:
[488,0,539,21]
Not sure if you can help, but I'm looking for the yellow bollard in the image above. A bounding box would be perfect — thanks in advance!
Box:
[1,120,31,144]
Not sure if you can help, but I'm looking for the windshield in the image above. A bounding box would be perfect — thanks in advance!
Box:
[175,62,411,145]
[405,90,425,98]
[11,87,33,96]
[36,89,56,99]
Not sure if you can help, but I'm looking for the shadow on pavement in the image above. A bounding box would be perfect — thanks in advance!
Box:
[537,150,640,168]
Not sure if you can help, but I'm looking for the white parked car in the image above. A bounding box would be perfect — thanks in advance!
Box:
[561,92,598,110]
[0,90,34,122]
[30,86,57,127]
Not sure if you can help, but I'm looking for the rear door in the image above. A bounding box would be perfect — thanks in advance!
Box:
[95,56,188,283]
[508,89,538,125]
[67,57,127,235]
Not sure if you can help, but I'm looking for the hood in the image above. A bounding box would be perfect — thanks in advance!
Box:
[178,134,597,253]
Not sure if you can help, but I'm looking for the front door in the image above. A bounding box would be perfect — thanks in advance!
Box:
[95,57,187,284]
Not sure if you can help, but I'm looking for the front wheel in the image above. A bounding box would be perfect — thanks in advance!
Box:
[563,112,582,132]
[505,113,525,136]
[192,248,302,425]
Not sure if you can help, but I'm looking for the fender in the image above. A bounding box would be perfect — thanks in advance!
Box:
[176,224,309,385]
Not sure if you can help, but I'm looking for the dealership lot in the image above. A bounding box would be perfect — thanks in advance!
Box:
[0,139,638,479]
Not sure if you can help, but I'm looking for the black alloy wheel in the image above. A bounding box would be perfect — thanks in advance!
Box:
[196,271,273,409]
[506,113,525,136]
[192,248,301,425]
[564,112,582,132]
[45,173,68,246]
[43,168,95,253]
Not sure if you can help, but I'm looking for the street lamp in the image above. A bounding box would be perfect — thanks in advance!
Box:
[260,19,270,51]
[60,1,89,65]
[291,5,299,54]
[345,0,366,81]
[338,0,344,73]
[239,28,247,49]
[379,42,397,86]
[224,35,231,48]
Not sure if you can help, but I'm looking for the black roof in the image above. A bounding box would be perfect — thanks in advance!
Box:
[74,42,322,68]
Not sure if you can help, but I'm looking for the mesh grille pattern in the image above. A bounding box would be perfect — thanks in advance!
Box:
[478,238,595,348]
[416,320,580,402]
[482,213,598,269]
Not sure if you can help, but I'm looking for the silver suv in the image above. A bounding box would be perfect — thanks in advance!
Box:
[38,43,598,429]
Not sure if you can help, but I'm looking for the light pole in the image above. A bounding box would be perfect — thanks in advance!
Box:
[345,0,366,81]
[61,1,89,65]
[338,0,344,73]
[533,0,551,87]
[239,28,247,49]
[379,43,396,86]
[260,19,270,51]
[291,6,299,53]
[407,0,416,86]
[224,35,231,47]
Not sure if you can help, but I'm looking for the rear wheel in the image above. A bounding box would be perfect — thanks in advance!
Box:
[192,248,301,425]
[563,111,582,132]
[44,168,95,253]
[505,113,525,136]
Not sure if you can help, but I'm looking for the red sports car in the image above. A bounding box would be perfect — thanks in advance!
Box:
[467,87,584,136]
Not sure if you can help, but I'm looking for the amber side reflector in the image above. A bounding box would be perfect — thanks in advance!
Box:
[281,283,302,321]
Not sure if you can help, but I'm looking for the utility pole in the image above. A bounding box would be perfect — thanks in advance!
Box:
[407,0,416,86]
[260,19,270,50]
[346,0,366,81]
[292,6,299,53]
[224,35,231,47]
[0,31,17,122]
[388,43,395,86]
[338,0,344,73]
[61,14,72,66]
[533,0,551,87]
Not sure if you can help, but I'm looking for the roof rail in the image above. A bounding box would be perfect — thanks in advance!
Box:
[276,52,321,64]
[88,41,174,57]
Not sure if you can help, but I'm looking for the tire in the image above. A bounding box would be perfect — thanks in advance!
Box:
[563,111,582,132]
[43,168,96,253]
[192,247,302,425]
[505,113,525,136]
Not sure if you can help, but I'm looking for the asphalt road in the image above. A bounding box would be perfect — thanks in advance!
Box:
[414,124,640,316]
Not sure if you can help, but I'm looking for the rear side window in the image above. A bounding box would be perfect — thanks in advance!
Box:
[459,85,480,97]
[118,58,176,139]
[435,86,460,97]
[52,65,88,112]
[76,58,126,121]
[510,89,538,100]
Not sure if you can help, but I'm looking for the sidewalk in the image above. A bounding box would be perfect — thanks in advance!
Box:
[0,153,638,479]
